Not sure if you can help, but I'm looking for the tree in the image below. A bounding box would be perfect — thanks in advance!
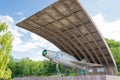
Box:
[0,22,13,79]
[106,39,120,72]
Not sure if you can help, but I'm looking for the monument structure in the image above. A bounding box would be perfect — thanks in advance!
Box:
[17,0,117,75]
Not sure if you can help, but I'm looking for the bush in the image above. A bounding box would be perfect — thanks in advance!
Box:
[118,72,120,76]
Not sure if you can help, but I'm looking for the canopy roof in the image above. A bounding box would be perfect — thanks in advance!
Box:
[17,0,117,74]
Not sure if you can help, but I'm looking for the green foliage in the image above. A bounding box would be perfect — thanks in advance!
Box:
[69,73,78,76]
[0,22,8,32]
[8,58,57,77]
[118,72,120,76]
[8,57,78,78]
[106,39,120,74]
[0,22,13,79]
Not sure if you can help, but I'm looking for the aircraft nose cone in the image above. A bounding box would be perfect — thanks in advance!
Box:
[42,50,47,56]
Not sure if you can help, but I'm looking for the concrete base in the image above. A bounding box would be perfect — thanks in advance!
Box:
[14,75,120,80]
[106,75,120,80]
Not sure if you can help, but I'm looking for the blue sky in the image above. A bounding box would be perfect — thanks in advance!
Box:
[0,0,120,60]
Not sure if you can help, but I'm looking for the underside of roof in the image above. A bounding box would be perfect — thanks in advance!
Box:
[17,0,117,75]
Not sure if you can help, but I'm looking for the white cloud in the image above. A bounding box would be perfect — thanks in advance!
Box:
[31,33,41,41]
[0,15,26,51]
[29,52,48,61]
[92,14,120,41]
[13,42,38,52]
[31,33,60,51]
[0,15,14,23]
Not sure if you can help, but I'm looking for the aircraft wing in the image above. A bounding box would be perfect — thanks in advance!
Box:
[71,61,103,67]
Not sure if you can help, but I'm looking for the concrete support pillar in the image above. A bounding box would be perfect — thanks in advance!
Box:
[104,65,117,75]
[93,68,97,75]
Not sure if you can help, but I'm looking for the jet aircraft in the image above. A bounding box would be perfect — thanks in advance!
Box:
[42,49,103,70]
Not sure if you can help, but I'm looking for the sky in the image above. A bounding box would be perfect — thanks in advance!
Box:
[0,0,120,61]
